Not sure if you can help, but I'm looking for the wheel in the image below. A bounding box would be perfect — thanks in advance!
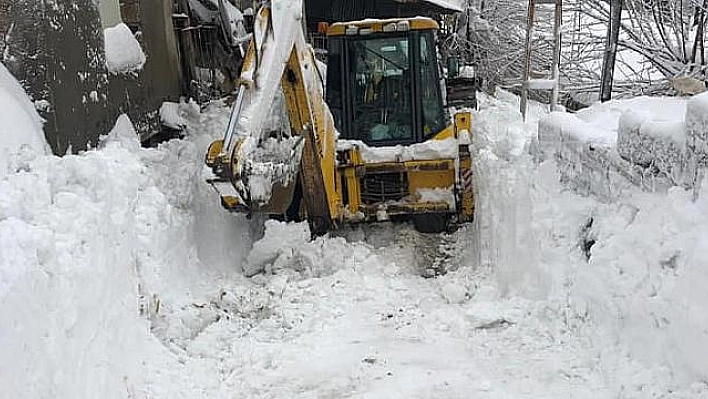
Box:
[412,213,449,234]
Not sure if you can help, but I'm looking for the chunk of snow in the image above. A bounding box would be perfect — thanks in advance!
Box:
[526,79,556,90]
[100,113,140,151]
[417,186,456,209]
[617,110,686,182]
[441,282,468,304]
[338,138,458,163]
[244,220,310,276]
[160,101,185,130]
[103,23,146,74]
[0,63,49,179]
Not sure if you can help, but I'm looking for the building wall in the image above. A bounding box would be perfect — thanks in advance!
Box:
[98,0,123,29]
[0,0,182,155]
[2,0,112,154]
[113,0,182,139]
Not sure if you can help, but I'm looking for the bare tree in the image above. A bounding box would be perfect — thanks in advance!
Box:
[581,0,708,79]
[445,0,708,99]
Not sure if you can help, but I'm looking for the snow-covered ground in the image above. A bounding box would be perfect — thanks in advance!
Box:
[1,65,708,397]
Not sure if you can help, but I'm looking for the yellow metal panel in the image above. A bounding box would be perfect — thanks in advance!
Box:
[281,46,343,232]
[405,160,455,205]
[343,148,363,214]
[432,124,455,140]
[408,169,455,195]
[454,111,472,135]
[204,139,223,167]
[327,17,439,36]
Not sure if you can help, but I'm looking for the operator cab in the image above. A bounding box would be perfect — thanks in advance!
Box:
[326,18,447,147]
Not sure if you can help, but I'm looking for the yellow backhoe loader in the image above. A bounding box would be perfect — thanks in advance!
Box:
[205,0,474,235]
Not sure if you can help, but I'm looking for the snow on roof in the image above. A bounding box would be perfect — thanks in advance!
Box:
[419,0,463,12]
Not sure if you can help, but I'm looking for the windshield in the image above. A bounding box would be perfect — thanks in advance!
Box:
[348,36,413,144]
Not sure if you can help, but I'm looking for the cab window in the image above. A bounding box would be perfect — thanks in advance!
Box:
[419,32,446,137]
[348,36,413,144]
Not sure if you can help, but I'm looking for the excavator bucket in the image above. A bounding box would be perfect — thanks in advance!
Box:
[205,0,337,226]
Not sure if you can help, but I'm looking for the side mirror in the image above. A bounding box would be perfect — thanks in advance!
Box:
[446,56,460,79]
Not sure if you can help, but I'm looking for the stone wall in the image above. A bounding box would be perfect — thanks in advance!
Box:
[1,0,182,154]
[536,94,708,200]
[2,0,112,154]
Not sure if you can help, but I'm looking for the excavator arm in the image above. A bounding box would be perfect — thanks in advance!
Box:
[205,0,341,234]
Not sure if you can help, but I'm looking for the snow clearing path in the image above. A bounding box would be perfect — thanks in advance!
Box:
[142,95,708,398]
[2,94,707,398]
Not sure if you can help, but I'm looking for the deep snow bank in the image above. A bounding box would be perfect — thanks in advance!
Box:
[0,102,252,398]
[0,63,49,179]
[537,95,708,197]
[475,90,708,389]
[0,115,154,398]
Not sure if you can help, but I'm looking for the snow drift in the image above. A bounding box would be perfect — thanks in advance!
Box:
[0,63,49,179]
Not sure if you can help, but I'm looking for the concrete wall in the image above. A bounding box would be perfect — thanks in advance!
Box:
[112,0,182,140]
[2,0,112,154]
[98,0,123,29]
[0,0,182,155]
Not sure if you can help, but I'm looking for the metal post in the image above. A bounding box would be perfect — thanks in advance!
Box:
[520,0,535,119]
[550,0,562,111]
[600,0,622,102]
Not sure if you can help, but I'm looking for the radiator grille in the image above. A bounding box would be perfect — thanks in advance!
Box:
[361,172,408,204]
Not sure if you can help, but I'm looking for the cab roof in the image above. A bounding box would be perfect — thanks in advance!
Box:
[327,17,439,37]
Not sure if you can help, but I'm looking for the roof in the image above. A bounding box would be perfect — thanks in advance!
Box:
[394,0,462,13]
[305,0,460,29]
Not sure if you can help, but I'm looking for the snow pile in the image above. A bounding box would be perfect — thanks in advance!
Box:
[617,110,686,184]
[574,183,708,385]
[574,96,687,129]
[537,111,636,199]
[416,186,456,209]
[536,95,708,198]
[244,220,310,276]
[0,63,49,179]
[471,91,547,299]
[471,90,708,393]
[338,138,458,163]
[0,103,252,398]
[159,101,185,130]
[0,115,154,398]
[684,91,708,189]
[103,23,146,75]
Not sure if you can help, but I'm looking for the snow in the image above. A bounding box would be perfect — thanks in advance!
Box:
[417,186,456,209]
[103,23,146,75]
[526,78,557,90]
[159,101,193,130]
[0,63,49,180]
[1,86,708,397]
[338,138,459,163]
[422,0,463,12]
[537,94,707,195]
[617,110,686,183]
[3,8,708,395]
